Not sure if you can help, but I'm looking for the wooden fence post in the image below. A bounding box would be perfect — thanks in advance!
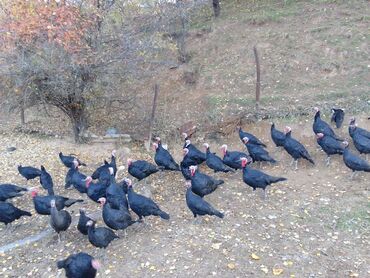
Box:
[253,46,260,113]
[145,84,159,151]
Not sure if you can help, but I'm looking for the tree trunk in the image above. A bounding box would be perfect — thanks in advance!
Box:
[20,107,25,125]
[176,0,188,63]
[213,0,221,17]
[72,118,87,143]
[177,33,187,63]
[70,108,88,143]
[253,46,261,113]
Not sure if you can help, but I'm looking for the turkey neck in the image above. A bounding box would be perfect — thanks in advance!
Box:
[50,205,57,215]
[127,187,134,198]
[87,223,95,235]
[51,206,64,225]
[185,188,191,199]
[242,166,250,175]
[108,175,115,185]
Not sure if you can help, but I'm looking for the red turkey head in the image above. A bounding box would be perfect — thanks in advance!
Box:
[91,259,101,270]
[349,117,356,126]
[30,189,38,198]
[152,142,159,151]
[189,165,197,176]
[316,133,324,139]
[127,159,133,166]
[85,176,93,188]
[124,178,132,187]
[242,137,249,144]
[220,144,228,156]
[241,157,248,168]
[86,220,94,227]
[185,140,191,147]
[108,167,114,175]
[98,197,106,206]
[284,126,292,134]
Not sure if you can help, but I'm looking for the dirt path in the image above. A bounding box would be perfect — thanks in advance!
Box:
[0,115,369,277]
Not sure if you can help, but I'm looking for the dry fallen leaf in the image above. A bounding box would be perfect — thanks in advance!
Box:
[283,261,293,266]
[227,263,236,270]
[272,268,284,275]
[212,243,222,250]
[251,253,260,260]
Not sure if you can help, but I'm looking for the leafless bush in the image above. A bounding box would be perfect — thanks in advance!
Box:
[0,0,211,142]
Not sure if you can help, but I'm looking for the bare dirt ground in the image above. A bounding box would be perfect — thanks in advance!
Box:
[0,113,369,278]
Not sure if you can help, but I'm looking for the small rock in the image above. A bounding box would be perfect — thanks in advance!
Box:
[106,127,118,135]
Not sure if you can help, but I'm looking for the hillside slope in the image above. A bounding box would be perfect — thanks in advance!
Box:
[151,0,369,136]
[1,0,368,140]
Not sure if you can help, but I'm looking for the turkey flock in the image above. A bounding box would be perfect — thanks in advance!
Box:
[1,108,369,277]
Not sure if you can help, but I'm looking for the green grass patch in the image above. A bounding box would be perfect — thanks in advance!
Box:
[217,0,303,24]
[207,94,283,107]
[312,0,346,3]
[315,91,348,101]
[248,6,299,24]
[336,203,370,232]
[189,4,213,31]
